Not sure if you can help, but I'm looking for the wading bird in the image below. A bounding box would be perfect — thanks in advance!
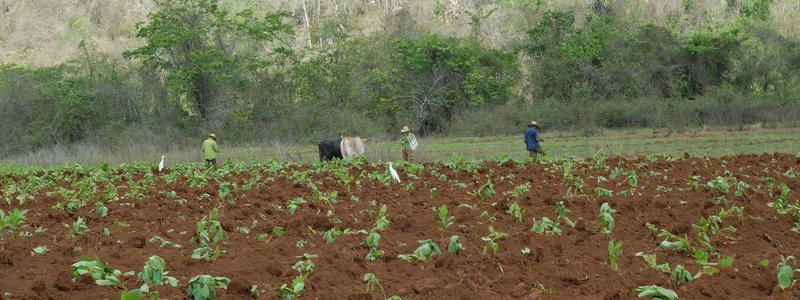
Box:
[158,155,165,172]
[388,162,400,183]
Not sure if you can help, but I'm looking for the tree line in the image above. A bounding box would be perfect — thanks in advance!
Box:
[0,0,798,157]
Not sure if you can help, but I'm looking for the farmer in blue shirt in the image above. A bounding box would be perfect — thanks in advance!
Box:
[524,121,545,159]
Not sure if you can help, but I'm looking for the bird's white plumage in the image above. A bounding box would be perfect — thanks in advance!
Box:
[158,155,165,172]
[388,162,400,183]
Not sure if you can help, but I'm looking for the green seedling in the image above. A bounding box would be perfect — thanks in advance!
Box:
[398,239,441,261]
[555,201,575,227]
[95,202,109,217]
[186,275,230,300]
[436,205,454,232]
[659,234,693,254]
[670,265,693,285]
[192,207,227,260]
[375,204,391,230]
[636,285,678,300]
[482,236,499,255]
[595,188,613,197]
[70,217,89,238]
[510,182,531,198]
[137,255,179,297]
[322,228,342,244]
[32,245,48,255]
[363,273,387,298]
[777,255,799,289]
[447,235,463,254]
[273,226,286,237]
[531,217,561,235]
[149,236,182,248]
[607,239,623,272]
[506,201,523,223]
[597,203,616,233]
[286,197,306,215]
[71,257,134,287]
[479,178,496,199]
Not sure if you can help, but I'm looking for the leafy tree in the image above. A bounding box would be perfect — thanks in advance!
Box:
[123,0,293,119]
[391,35,518,135]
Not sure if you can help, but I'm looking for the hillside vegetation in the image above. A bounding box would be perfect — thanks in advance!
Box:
[0,0,799,158]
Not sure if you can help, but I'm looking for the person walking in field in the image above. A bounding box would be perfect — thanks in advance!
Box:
[400,126,417,162]
[524,121,545,160]
[203,133,220,168]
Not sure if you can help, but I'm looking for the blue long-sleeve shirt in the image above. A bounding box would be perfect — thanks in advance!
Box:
[524,127,540,151]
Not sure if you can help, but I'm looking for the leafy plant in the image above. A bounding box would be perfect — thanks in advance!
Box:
[506,201,523,223]
[447,235,463,254]
[482,236,499,255]
[659,234,693,254]
[139,255,179,288]
[286,197,306,215]
[531,217,561,235]
[670,265,693,285]
[510,182,531,198]
[375,204,391,230]
[555,201,575,227]
[192,207,227,260]
[71,257,134,287]
[363,273,387,298]
[607,239,623,272]
[436,204,454,232]
[594,188,613,197]
[479,178,496,199]
[322,228,342,244]
[777,255,799,289]
[280,255,316,299]
[273,226,286,237]
[636,285,679,300]
[0,208,28,238]
[149,236,182,248]
[32,245,49,255]
[186,275,230,300]
[70,217,89,237]
[597,203,616,233]
[398,239,441,261]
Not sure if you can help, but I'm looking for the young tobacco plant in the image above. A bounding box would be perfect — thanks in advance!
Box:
[71,257,135,287]
[506,201,523,223]
[186,275,230,300]
[192,207,228,260]
[607,239,623,272]
[436,204,454,232]
[531,217,561,235]
[555,201,575,227]
[597,203,616,234]
[447,235,463,254]
[398,239,442,261]
[777,255,800,289]
[636,285,678,300]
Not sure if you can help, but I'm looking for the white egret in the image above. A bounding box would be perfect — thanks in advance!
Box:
[388,162,400,183]
[158,155,165,172]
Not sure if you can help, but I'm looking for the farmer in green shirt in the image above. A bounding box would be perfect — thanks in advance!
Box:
[400,126,416,162]
[202,133,220,168]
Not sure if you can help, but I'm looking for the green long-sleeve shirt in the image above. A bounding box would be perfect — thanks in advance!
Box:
[202,138,220,160]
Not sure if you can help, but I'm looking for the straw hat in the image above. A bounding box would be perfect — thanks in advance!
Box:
[528,121,539,128]
[400,126,410,133]
[209,133,217,139]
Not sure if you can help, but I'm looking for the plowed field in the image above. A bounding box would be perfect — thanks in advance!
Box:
[2,154,800,299]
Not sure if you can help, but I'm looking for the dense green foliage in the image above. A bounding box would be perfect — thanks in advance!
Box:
[1,0,799,157]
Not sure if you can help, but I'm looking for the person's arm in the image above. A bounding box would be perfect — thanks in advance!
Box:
[214,141,220,154]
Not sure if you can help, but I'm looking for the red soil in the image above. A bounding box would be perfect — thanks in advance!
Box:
[1,154,800,299]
